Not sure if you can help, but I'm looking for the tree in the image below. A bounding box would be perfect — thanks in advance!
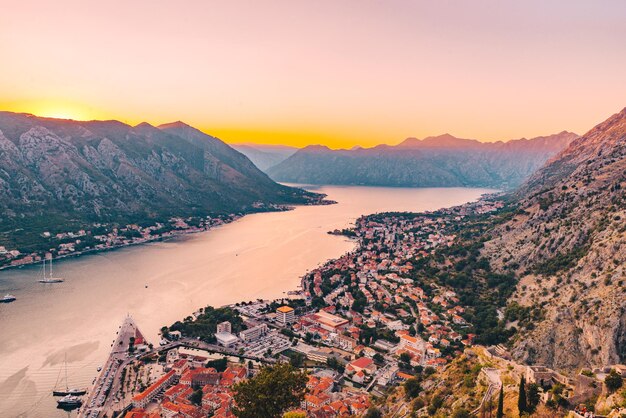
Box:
[233,363,308,418]
[527,383,540,412]
[518,376,528,415]
[189,388,203,405]
[605,369,623,392]
[496,385,504,418]
[363,407,383,418]
[206,357,228,372]
[404,377,421,400]
[452,408,471,418]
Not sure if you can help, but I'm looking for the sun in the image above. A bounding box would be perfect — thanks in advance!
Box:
[33,104,93,121]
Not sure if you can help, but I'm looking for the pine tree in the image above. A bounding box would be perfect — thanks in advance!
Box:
[518,376,527,416]
[496,385,504,418]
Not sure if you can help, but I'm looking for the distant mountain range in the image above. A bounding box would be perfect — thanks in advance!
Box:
[0,112,317,249]
[483,107,626,369]
[267,132,578,189]
[231,144,298,171]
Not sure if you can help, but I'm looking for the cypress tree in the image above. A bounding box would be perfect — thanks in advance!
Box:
[518,376,527,416]
[496,384,504,418]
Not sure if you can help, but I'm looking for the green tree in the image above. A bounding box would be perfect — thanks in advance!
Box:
[404,377,421,400]
[233,363,307,418]
[189,388,203,405]
[206,357,228,372]
[605,369,623,392]
[518,376,527,415]
[363,407,383,418]
[452,408,471,418]
[496,385,504,418]
[527,383,540,411]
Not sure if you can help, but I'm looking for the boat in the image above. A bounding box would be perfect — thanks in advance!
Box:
[53,354,86,397]
[0,294,16,303]
[56,394,83,408]
[38,257,64,283]
[53,388,87,396]
[97,366,102,372]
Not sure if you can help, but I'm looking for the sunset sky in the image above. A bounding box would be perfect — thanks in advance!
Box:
[2,1,625,148]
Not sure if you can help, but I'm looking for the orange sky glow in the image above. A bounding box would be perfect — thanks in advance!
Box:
[1,1,625,149]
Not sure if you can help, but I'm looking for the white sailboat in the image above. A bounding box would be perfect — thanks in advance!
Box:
[38,257,64,283]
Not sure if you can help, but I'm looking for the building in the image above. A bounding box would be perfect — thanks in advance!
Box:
[311,310,349,332]
[215,332,239,348]
[239,324,268,342]
[217,321,232,334]
[345,357,377,375]
[132,370,178,408]
[276,306,295,325]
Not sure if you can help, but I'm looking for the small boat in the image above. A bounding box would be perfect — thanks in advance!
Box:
[56,395,83,408]
[97,366,102,372]
[0,294,16,303]
[38,257,64,283]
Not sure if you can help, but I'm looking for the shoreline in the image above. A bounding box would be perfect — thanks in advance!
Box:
[0,196,337,273]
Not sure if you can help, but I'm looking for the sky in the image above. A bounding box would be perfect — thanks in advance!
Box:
[1,1,625,149]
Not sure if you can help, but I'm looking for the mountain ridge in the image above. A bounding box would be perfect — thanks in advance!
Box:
[0,111,317,251]
[483,107,626,369]
[267,132,578,188]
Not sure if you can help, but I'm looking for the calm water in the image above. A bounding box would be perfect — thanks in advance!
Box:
[0,186,492,417]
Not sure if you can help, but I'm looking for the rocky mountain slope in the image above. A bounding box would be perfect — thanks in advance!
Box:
[231,144,298,172]
[0,112,316,249]
[267,132,577,189]
[483,107,626,370]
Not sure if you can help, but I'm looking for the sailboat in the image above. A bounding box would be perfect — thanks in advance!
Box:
[38,257,64,283]
[53,355,86,397]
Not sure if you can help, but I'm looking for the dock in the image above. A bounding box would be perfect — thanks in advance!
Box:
[80,316,144,418]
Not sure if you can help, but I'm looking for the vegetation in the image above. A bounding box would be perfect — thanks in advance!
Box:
[206,357,228,372]
[496,385,504,418]
[407,206,520,345]
[404,377,421,400]
[232,363,307,418]
[518,376,528,415]
[363,407,383,418]
[189,388,203,405]
[605,369,624,392]
[168,306,245,343]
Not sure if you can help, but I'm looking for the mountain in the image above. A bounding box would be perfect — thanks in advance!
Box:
[266,132,578,189]
[483,107,626,369]
[0,112,318,250]
[231,144,298,171]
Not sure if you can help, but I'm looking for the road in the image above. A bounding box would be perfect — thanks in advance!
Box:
[79,316,140,418]
[471,367,501,416]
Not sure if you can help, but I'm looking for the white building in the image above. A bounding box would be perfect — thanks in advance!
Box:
[239,324,268,342]
[276,306,295,325]
[215,332,239,348]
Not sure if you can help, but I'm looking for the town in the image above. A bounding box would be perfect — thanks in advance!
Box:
[70,195,626,418]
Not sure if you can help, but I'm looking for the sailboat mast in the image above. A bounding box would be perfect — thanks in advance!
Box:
[65,353,69,391]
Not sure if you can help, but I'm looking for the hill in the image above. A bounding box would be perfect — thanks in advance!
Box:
[483,107,626,369]
[0,112,318,251]
[266,132,577,189]
[231,144,298,171]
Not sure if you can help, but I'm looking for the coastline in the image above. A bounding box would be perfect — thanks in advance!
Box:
[0,195,337,273]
